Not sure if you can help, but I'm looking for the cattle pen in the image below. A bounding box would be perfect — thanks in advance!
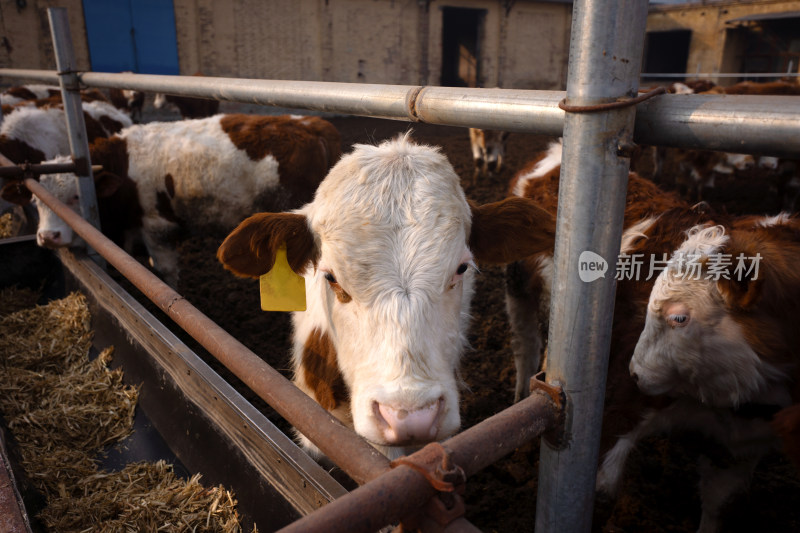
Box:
[2,3,800,533]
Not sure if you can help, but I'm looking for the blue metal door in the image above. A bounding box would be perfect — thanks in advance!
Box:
[82,0,179,74]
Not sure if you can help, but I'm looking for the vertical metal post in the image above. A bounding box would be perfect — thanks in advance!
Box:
[47,7,103,264]
[535,1,649,532]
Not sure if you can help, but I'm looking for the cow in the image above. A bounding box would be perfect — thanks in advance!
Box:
[503,138,786,531]
[153,72,219,119]
[626,214,800,531]
[108,87,146,124]
[505,138,687,401]
[468,128,509,185]
[0,101,133,164]
[701,80,800,96]
[1,114,342,288]
[0,84,61,107]
[216,133,557,460]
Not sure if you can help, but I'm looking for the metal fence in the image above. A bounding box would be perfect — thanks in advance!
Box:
[2,3,800,532]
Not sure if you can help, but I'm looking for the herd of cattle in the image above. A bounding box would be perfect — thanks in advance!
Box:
[1,79,799,531]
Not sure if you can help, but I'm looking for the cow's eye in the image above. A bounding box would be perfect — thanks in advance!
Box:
[324,272,337,284]
[456,263,469,275]
[667,314,689,328]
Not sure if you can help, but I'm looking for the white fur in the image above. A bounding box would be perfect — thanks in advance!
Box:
[0,102,132,159]
[512,139,562,197]
[757,213,792,228]
[291,134,473,459]
[0,106,72,159]
[82,100,134,131]
[620,216,656,254]
[757,156,779,170]
[631,224,787,407]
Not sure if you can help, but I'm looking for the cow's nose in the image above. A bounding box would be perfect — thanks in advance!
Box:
[38,231,61,248]
[630,371,639,383]
[374,399,443,444]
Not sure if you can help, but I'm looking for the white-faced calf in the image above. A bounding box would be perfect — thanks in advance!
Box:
[218,134,556,460]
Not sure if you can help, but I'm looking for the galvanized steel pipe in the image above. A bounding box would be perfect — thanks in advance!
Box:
[1,69,799,156]
[19,176,390,486]
[47,9,102,234]
[535,1,650,532]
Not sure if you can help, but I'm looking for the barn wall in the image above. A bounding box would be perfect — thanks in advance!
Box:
[0,0,571,90]
[0,0,90,71]
[646,0,800,83]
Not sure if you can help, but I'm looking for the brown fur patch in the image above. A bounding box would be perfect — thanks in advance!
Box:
[165,94,219,119]
[774,404,800,470]
[155,191,179,224]
[219,114,341,207]
[0,137,46,164]
[82,112,111,143]
[469,197,557,265]
[98,115,125,136]
[217,212,319,278]
[300,329,348,411]
[6,86,38,101]
[0,181,33,205]
[164,174,175,198]
[85,135,145,246]
[717,219,800,371]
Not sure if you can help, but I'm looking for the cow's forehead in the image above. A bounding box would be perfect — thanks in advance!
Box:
[38,168,77,201]
[307,136,471,297]
[310,136,470,231]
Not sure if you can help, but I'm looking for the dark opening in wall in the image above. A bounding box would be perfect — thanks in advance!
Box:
[441,7,485,87]
[643,30,692,79]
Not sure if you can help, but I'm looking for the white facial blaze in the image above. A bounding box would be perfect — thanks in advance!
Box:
[32,155,82,248]
[631,224,784,407]
[293,134,473,458]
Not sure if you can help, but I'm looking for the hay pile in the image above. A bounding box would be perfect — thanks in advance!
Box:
[0,290,253,532]
[0,210,24,238]
[0,212,16,238]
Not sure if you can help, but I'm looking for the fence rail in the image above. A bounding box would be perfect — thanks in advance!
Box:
[2,69,800,157]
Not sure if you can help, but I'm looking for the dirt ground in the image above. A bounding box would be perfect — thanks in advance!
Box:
[104,114,800,532]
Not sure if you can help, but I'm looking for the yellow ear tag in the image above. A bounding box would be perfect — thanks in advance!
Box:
[259,245,306,312]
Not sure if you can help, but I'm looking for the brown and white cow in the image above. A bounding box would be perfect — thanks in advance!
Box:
[0,84,61,107]
[153,73,220,119]
[503,138,782,530]
[505,138,687,401]
[217,133,556,460]
[631,216,800,407]
[625,214,800,531]
[1,114,342,288]
[468,128,509,185]
[0,101,133,164]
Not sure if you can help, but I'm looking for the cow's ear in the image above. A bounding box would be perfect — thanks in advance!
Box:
[93,171,125,198]
[0,181,32,205]
[217,212,318,278]
[469,197,556,264]
[715,236,764,310]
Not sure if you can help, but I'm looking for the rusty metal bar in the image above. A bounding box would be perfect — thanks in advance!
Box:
[19,176,390,486]
[0,162,79,179]
[279,388,561,533]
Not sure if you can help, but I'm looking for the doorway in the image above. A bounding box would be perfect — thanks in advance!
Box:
[441,7,485,87]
